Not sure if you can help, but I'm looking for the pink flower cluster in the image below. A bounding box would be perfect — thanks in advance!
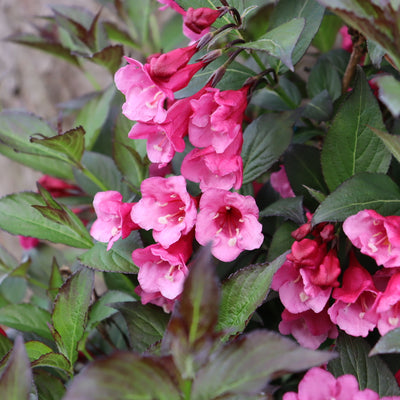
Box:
[283,367,400,400]
[273,209,400,348]
[90,3,264,311]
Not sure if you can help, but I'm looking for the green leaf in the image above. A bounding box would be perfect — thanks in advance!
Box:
[238,18,305,71]
[79,233,141,273]
[312,13,343,52]
[268,0,325,70]
[31,352,71,373]
[51,268,94,366]
[321,68,391,192]
[367,39,385,67]
[312,173,400,224]
[0,336,32,400]
[242,114,293,184]
[0,111,73,179]
[81,45,124,75]
[0,304,52,341]
[6,33,80,67]
[372,127,400,164]
[63,353,181,400]
[191,330,335,400]
[267,221,297,262]
[73,151,126,195]
[24,341,54,361]
[0,191,93,249]
[103,22,137,48]
[217,253,287,338]
[75,86,116,150]
[87,291,136,331]
[30,126,85,166]
[284,144,329,210]
[307,58,342,101]
[260,197,305,225]
[163,246,220,379]
[302,90,333,121]
[48,258,64,302]
[115,302,170,353]
[328,333,400,397]
[33,370,65,400]
[0,335,13,361]
[374,75,400,118]
[370,327,400,356]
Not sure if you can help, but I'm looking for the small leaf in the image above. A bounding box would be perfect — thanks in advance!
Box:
[31,353,71,373]
[370,327,400,356]
[328,333,400,397]
[242,114,293,184]
[312,173,400,224]
[367,39,385,67]
[374,75,400,118]
[30,126,85,165]
[0,336,32,400]
[372,127,400,164]
[85,45,124,75]
[52,268,94,366]
[217,253,288,338]
[63,353,181,400]
[25,341,54,362]
[0,335,13,361]
[33,370,65,400]
[192,330,335,400]
[0,304,52,341]
[79,233,141,273]
[260,197,305,225]
[238,18,305,71]
[115,302,170,353]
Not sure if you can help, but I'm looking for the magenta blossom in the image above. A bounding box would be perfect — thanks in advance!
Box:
[183,7,222,40]
[283,367,384,400]
[131,176,197,248]
[343,210,400,268]
[195,188,263,262]
[328,253,379,337]
[188,86,248,153]
[181,144,243,191]
[90,191,138,250]
[279,307,338,350]
[19,236,40,250]
[135,286,176,313]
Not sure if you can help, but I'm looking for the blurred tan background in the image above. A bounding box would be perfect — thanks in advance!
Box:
[0,0,110,257]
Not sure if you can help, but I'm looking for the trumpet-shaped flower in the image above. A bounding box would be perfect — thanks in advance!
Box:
[195,188,263,262]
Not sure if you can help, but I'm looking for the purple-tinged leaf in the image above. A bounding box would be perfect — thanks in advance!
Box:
[192,330,335,400]
[48,258,64,302]
[63,353,181,400]
[30,126,85,166]
[328,333,400,397]
[321,67,391,192]
[217,252,288,339]
[312,173,400,224]
[162,246,221,378]
[31,353,71,373]
[0,336,32,400]
[51,268,94,367]
[115,302,170,353]
[78,45,124,75]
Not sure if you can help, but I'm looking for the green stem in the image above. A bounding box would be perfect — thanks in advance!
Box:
[274,86,297,109]
[182,380,192,400]
[81,347,94,362]
[79,164,109,192]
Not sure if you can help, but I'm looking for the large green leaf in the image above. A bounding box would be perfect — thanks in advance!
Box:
[115,302,170,353]
[0,336,32,400]
[242,114,293,184]
[237,18,305,71]
[0,304,52,341]
[217,253,287,338]
[328,333,400,397]
[191,330,335,400]
[0,111,73,179]
[312,173,400,224]
[51,268,94,367]
[259,197,305,225]
[79,233,141,273]
[0,191,93,249]
[321,68,391,191]
[63,353,181,400]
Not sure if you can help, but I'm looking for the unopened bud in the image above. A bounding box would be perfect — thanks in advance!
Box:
[200,49,223,64]
[197,31,214,50]
[208,65,227,87]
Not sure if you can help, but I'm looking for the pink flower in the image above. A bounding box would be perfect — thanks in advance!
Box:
[270,165,295,198]
[131,176,197,248]
[90,191,138,250]
[343,210,400,268]
[279,307,338,350]
[339,26,353,53]
[19,236,40,250]
[132,241,191,301]
[183,7,221,40]
[328,253,379,337]
[283,367,379,400]
[188,86,248,153]
[114,57,168,123]
[376,272,400,335]
[181,140,243,191]
[38,175,83,198]
[157,0,185,14]
[195,188,263,262]
[135,286,176,313]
